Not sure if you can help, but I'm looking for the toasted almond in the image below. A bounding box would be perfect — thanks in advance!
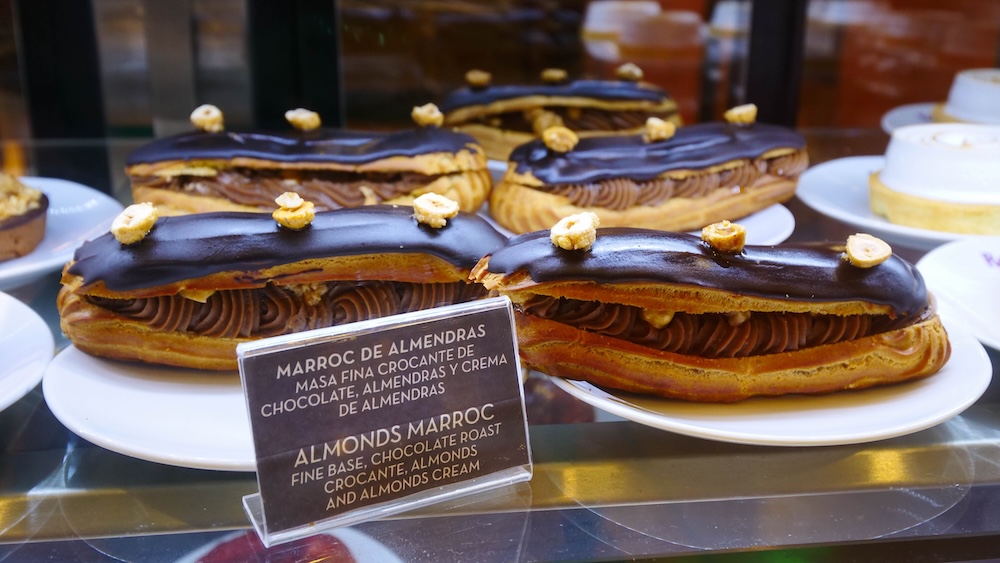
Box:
[413,193,459,228]
[542,126,579,153]
[643,117,676,143]
[190,104,224,132]
[616,62,644,81]
[465,69,492,88]
[844,233,892,268]
[724,103,758,125]
[641,309,675,329]
[701,220,747,253]
[541,68,568,83]
[412,103,444,127]
[285,108,321,131]
[274,191,305,211]
[550,212,600,251]
[111,202,159,245]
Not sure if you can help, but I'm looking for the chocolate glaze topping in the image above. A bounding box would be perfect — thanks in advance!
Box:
[486,229,928,315]
[440,80,670,112]
[509,123,806,185]
[68,205,507,292]
[125,127,479,166]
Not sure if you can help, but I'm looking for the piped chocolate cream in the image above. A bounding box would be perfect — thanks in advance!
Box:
[88,280,485,340]
[483,229,931,359]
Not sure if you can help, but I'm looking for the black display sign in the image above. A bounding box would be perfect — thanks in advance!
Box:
[238,298,530,535]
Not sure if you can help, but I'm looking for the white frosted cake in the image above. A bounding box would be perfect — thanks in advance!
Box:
[870,123,1000,234]
[933,68,1000,124]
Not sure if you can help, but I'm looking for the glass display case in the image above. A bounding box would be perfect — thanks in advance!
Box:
[1,1,999,560]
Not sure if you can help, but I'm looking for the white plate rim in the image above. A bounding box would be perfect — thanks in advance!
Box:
[881,102,937,133]
[551,313,991,446]
[917,236,1000,350]
[796,156,993,250]
[0,177,123,290]
[0,291,53,411]
[42,346,255,471]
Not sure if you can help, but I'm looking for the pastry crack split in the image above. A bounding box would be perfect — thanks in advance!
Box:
[471,229,950,402]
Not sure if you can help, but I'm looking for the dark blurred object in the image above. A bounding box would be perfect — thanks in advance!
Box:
[249,0,343,130]
[746,0,806,126]
[15,0,112,191]
[339,0,587,128]
[524,374,596,425]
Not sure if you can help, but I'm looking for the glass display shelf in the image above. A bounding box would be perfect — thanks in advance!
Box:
[1,134,999,562]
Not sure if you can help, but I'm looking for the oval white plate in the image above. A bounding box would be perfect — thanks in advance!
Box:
[881,102,936,133]
[0,177,123,290]
[796,156,994,251]
[43,347,254,471]
[0,291,54,411]
[917,237,1000,350]
[551,313,990,446]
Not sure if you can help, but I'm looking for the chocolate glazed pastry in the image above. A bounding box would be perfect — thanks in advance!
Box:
[440,65,682,160]
[58,204,508,371]
[471,223,951,402]
[127,105,492,216]
[490,106,808,235]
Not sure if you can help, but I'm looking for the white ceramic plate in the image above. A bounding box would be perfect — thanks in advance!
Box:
[796,156,993,251]
[175,528,403,563]
[551,314,991,446]
[0,177,123,290]
[0,291,54,411]
[43,347,254,471]
[881,102,936,133]
[918,237,1000,350]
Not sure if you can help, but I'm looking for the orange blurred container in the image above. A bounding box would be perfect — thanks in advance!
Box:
[616,11,706,124]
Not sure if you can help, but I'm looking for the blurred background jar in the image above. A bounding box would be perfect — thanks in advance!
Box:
[581,0,708,124]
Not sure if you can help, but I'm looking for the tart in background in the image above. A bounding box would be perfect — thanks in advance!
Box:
[0,174,47,262]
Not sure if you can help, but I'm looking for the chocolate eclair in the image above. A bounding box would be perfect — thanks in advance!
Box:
[471,219,950,402]
[489,105,808,235]
[127,105,492,216]
[0,174,47,262]
[58,200,508,370]
[441,64,681,160]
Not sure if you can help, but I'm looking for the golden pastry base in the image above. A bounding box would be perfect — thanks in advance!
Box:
[869,172,1000,235]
